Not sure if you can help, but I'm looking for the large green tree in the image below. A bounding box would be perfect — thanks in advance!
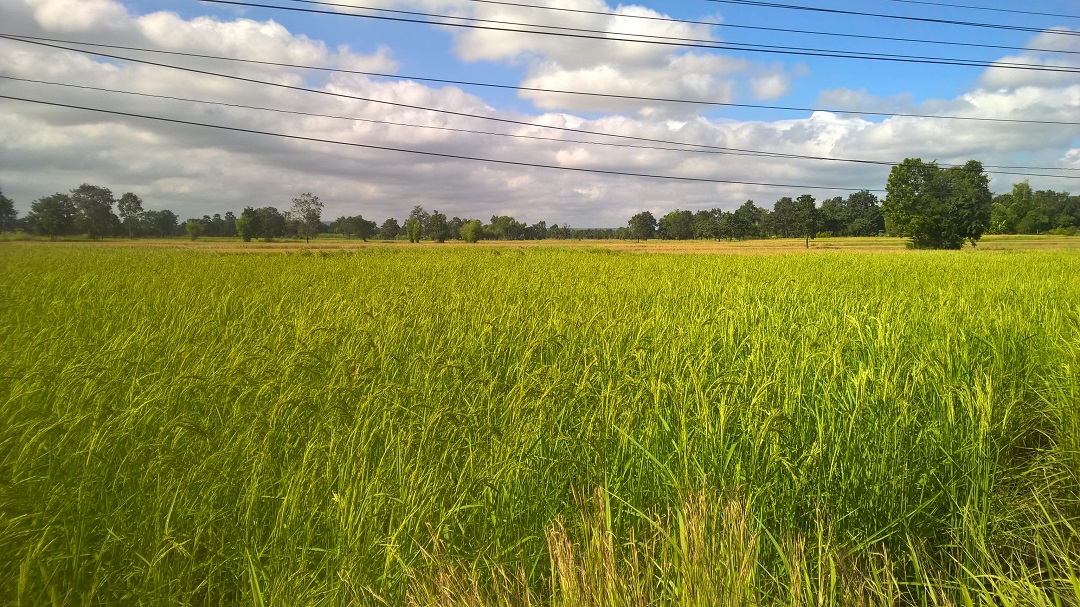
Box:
[117,192,145,238]
[70,184,118,239]
[143,209,179,238]
[406,206,428,243]
[460,219,484,243]
[793,194,819,248]
[256,207,286,241]
[884,158,992,249]
[291,193,324,243]
[731,200,764,240]
[0,190,16,235]
[658,209,693,240]
[628,211,657,241]
[27,193,77,239]
[842,190,885,236]
[427,211,450,243]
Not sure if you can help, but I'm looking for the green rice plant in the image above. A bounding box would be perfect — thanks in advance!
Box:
[0,244,1078,605]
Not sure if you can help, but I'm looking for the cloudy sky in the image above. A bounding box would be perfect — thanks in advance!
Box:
[1,0,1078,226]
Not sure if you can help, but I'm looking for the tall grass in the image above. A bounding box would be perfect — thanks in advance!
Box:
[0,245,1078,605]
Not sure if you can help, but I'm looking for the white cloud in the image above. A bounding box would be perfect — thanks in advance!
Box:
[27,0,129,32]
[0,0,1078,229]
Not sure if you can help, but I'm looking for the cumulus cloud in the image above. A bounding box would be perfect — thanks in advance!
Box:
[0,0,1078,228]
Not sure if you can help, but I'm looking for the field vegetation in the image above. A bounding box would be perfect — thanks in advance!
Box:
[1,243,1079,605]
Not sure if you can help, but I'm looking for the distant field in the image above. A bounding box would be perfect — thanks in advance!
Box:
[1,243,1078,605]
[5,233,1079,254]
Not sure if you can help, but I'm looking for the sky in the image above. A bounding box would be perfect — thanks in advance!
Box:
[1,0,1078,227]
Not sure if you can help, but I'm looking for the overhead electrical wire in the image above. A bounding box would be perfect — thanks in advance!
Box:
[880,0,1080,20]
[0,35,829,159]
[6,34,1079,128]
[188,0,1080,72]
[8,75,1076,179]
[0,95,888,192]
[324,0,1080,57]
[704,0,1080,36]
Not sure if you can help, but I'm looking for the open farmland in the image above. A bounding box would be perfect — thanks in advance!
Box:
[1,244,1079,605]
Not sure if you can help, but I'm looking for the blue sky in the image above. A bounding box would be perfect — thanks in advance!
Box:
[1,0,1078,225]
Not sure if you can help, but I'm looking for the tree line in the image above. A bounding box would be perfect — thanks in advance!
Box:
[3,160,1077,248]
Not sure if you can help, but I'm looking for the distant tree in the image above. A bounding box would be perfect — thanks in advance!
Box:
[526,220,548,240]
[658,209,694,240]
[884,158,991,249]
[222,211,237,237]
[405,218,422,243]
[0,190,17,236]
[27,193,77,239]
[427,211,450,243]
[406,206,428,243]
[333,215,378,241]
[255,207,287,241]
[768,197,796,238]
[236,207,259,241]
[70,184,118,239]
[818,196,845,236]
[488,215,526,240]
[380,217,401,240]
[143,209,179,238]
[548,223,571,239]
[692,209,718,240]
[716,210,735,240]
[793,194,819,248]
[291,193,323,243]
[628,211,657,240]
[116,192,145,238]
[449,217,465,240]
[731,200,764,240]
[460,219,484,243]
[185,219,204,241]
[406,205,429,242]
[843,190,884,236]
[235,215,252,242]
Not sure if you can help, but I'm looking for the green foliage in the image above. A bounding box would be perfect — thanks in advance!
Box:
[884,158,992,249]
[460,219,484,243]
[0,189,16,234]
[488,215,526,240]
[380,217,401,240]
[406,205,429,243]
[26,193,77,239]
[143,208,179,238]
[427,211,450,243]
[627,210,657,240]
[234,214,252,242]
[2,246,1080,604]
[988,181,1078,235]
[70,183,118,240]
[255,207,286,241]
[117,192,145,238]
[332,215,377,241]
[291,192,323,243]
[657,209,694,240]
[185,218,205,241]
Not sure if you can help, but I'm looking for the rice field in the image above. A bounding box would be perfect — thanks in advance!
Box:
[1,243,1078,605]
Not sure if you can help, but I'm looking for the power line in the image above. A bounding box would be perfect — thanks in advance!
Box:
[7,34,1079,128]
[313,0,1080,56]
[5,34,842,161]
[6,75,1077,179]
[704,0,1080,36]
[0,94,887,192]
[881,0,1080,20]
[188,0,1080,72]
